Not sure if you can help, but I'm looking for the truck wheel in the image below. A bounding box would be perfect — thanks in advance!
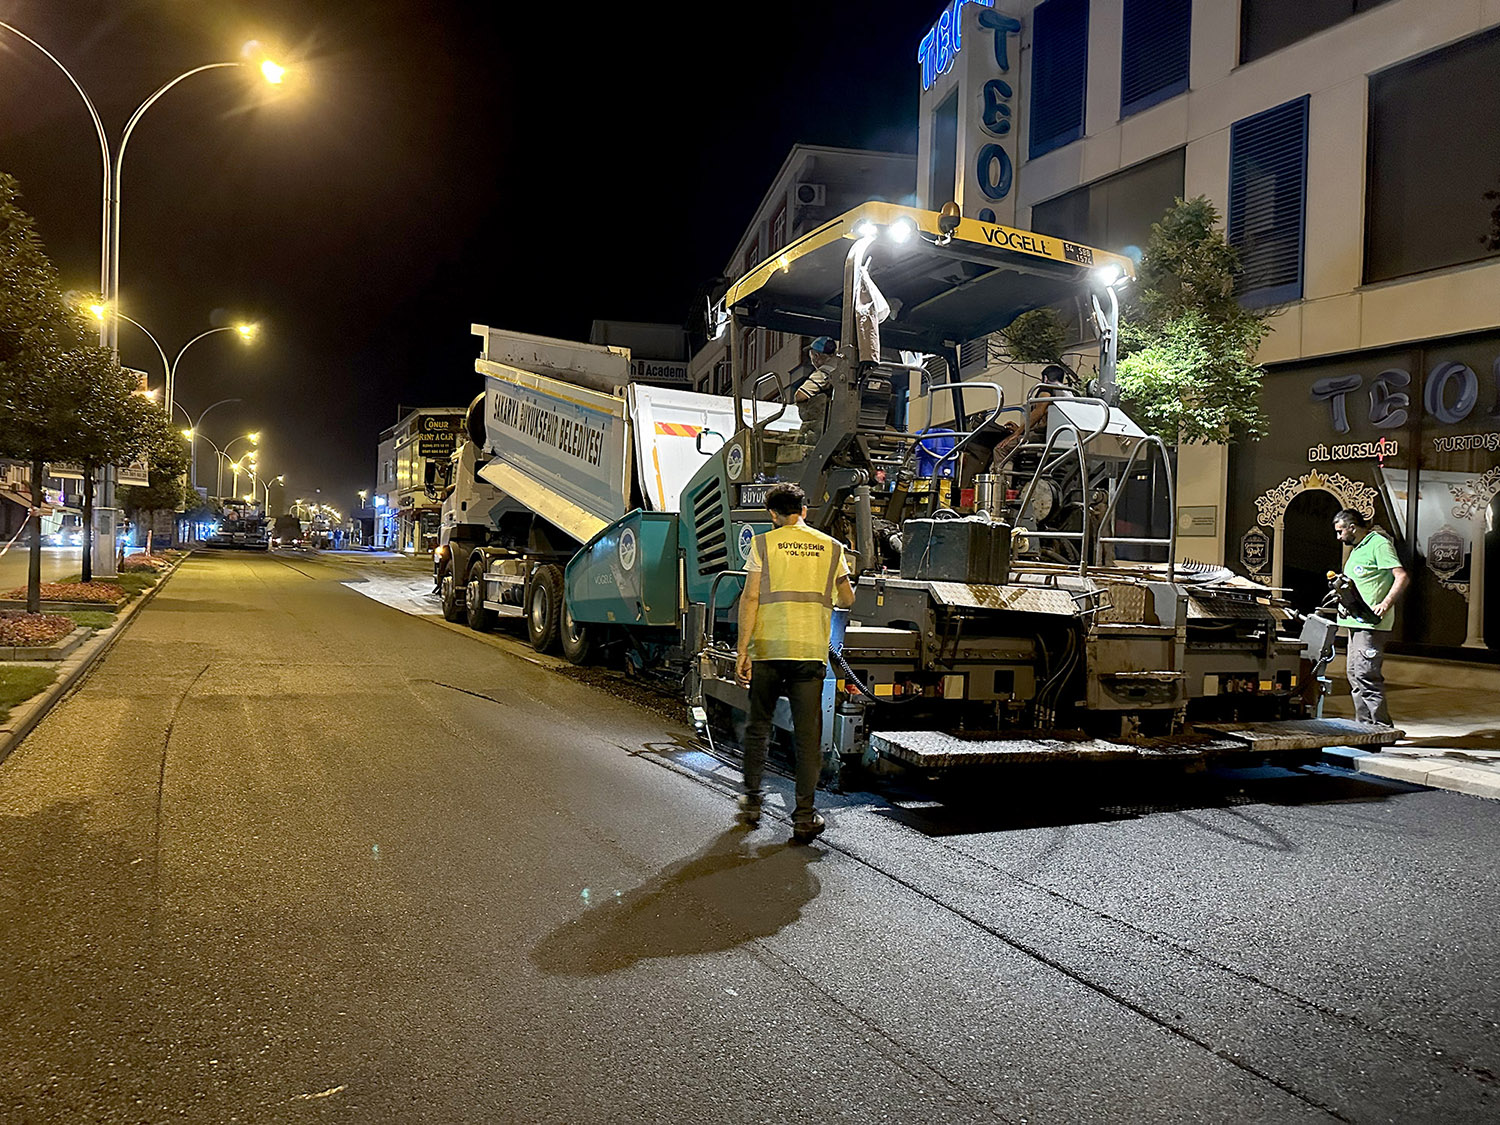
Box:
[559,599,597,665]
[440,568,466,622]
[526,564,563,653]
[466,559,494,632]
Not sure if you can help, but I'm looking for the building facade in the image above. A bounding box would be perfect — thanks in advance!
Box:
[916,0,1500,659]
[373,407,467,554]
[688,145,916,396]
[589,320,692,388]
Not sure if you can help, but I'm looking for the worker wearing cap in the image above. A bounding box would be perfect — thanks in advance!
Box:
[792,336,838,437]
[735,481,856,844]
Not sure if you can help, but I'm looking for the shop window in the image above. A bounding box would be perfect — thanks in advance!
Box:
[1029,0,1089,158]
[1229,96,1308,306]
[1239,0,1393,66]
[930,90,958,207]
[1120,0,1190,117]
[1365,27,1500,284]
[1030,149,1184,258]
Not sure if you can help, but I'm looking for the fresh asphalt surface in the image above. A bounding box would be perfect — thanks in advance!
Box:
[1,551,1496,1123]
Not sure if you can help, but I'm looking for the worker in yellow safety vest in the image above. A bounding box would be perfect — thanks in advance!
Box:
[735,482,856,844]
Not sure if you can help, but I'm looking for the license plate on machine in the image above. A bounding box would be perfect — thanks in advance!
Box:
[738,483,774,508]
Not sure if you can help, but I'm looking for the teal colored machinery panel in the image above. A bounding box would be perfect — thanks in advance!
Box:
[566,510,679,627]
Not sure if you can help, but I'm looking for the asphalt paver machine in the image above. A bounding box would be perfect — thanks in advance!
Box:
[563,203,1399,785]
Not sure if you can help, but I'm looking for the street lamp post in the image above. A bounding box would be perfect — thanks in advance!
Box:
[179,397,242,492]
[92,306,258,424]
[258,474,284,511]
[214,434,259,500]
[0,20,284,578]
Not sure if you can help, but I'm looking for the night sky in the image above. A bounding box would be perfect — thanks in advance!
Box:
[0,1,931,510]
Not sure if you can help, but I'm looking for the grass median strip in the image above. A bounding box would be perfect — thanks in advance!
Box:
[0,666,57,725]
[65,610,116,630]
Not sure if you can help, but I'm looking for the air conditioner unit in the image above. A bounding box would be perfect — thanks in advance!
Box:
[795,182,826,207]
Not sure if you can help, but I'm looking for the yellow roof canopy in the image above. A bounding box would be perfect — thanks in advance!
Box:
[723,202,1134,354]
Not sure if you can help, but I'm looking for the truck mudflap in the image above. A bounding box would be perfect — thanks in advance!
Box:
[868,717,1402,769]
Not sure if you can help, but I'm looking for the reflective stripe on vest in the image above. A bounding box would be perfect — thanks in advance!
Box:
[750,525,843,662]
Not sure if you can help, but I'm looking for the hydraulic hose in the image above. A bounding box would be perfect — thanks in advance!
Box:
[831,646,881,702]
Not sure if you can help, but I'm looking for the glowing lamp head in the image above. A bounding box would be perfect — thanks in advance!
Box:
[1095,264,1123,287]
[88,303,108,321]
[854,221,879,240]
[260,59,285,85]
[889,218,915,244]
[235,323,260,342]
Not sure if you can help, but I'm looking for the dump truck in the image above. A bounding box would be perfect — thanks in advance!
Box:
[466,205,1399,784]
[447,326,802,660]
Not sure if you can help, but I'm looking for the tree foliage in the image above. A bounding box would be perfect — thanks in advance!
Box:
[1117,196,1274,445]
[0,174,166,600]
[1001,307,1068,366]
[120,430,190,518]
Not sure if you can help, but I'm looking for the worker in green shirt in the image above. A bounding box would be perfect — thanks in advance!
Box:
[1332,509,1409,725]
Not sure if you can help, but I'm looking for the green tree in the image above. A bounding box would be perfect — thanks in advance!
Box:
[119,428,190,554]
[0,174,149,608]
[1116,196,1275,445]
[60,343,168,578]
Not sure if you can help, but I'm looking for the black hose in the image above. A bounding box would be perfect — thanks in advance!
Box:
[831,647,881,701]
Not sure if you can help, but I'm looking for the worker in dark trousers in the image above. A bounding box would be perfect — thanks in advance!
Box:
[1332,508,1409,725]
[735,483,856,844]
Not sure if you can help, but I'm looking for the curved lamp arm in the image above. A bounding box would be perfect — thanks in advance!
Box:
[0,22,113,340]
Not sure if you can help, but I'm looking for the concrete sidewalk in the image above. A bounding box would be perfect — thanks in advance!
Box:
[1321,654,1500,802]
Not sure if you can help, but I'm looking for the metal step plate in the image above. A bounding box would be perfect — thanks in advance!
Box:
[1194,717,1404,751]
[868,730,1237,768]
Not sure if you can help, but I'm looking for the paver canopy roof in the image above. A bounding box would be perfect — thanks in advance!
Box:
[723,202,1134,354]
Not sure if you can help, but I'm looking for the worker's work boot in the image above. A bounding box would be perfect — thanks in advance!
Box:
[791,813,826,845]
[737,794,762,828]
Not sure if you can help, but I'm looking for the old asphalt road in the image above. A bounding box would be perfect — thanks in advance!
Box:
[1,550,1496,1123]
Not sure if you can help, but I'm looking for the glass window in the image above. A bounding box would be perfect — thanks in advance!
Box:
[1227,331,1500,656]
[1030,148,1185,260]
[1365,27,1500,284]
[1120,0,1191,117]
[1239,0,1394,65]
[930,91,958,208]
[1030,0,1089,158]
[1229,96,1308,306]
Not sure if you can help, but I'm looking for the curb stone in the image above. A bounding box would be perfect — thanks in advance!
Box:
[1322,745,1500,802]
[0,553,190,768]
[0,626,91,662]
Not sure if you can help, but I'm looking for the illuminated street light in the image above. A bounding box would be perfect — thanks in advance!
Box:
[87,303,257,421]
[0,20,287,578]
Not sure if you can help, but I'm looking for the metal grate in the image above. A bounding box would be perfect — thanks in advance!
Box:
[692,477,728,574]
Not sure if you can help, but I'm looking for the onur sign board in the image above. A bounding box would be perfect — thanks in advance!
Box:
[416,414,463,457]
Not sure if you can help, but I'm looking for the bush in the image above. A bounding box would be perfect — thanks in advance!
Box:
[121,553,173,572]
[0,581,125,603]
[0,610,74,647]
